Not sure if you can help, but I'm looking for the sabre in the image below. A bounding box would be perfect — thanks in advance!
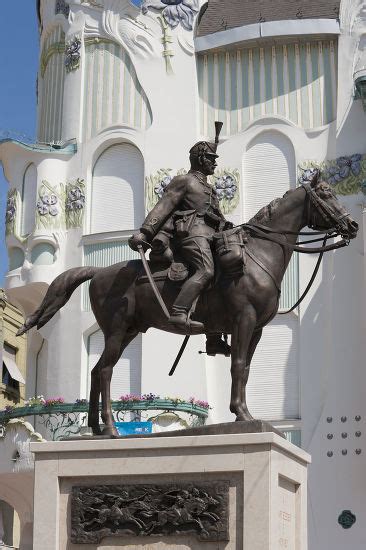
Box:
[137,245,170,319]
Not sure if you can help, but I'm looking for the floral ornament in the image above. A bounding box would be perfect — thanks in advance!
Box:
[36,181,65,230]
[298,168,319,186]
[209,169,240,214]
[141,0,199,31]
[37,194,59,217]
[299,153,366,196]
[323,154,362,186]
[65,36,81,72]
[154,175,172,198]
[65,178,86,229]
[55,0,70,18]
[5,189,18,235]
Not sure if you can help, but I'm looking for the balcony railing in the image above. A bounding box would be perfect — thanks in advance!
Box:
[0,399,209,441]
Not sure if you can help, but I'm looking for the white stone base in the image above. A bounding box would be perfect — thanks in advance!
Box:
[31,432,310,549]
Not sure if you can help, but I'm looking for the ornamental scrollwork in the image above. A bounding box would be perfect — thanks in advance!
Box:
[298,153,366,195]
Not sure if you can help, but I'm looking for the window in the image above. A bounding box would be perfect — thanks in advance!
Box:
[90,144,144,234]
[2,344,23,394]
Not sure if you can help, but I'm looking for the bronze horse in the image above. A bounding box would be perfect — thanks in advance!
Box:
[17,172,358,436]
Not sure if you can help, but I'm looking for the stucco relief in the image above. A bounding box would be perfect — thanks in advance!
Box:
[36,178,86,230]
[145,167,240,213]
[299,153,366,195]
[5,189,18,236]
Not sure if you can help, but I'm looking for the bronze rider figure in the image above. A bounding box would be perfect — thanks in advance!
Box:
[129,123,233,337]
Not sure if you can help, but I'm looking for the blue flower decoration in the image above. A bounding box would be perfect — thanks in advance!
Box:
[324,154,362,185]
[154,175,172,198]
[214,174,237,201]
[298,168,319,185]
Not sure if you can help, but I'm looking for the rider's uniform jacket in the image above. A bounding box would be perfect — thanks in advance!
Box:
[141,170,227,241]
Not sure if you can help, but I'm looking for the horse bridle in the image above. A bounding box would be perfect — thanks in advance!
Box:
[303,182,351,240]
[241,182,352,314]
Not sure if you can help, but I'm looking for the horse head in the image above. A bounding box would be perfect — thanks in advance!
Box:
[304,169,359,240]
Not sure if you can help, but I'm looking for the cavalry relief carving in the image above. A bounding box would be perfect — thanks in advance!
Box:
[71,481,229,543]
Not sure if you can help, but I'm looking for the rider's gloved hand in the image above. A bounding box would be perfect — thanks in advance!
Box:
[223,221,234,230]
[128,231,150,252]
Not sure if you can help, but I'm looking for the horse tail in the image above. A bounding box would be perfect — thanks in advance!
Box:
[16,266,100,336]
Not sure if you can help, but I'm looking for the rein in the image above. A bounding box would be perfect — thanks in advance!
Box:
[239,182,352,313]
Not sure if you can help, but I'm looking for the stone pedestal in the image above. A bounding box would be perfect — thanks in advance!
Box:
[31,432,310,550]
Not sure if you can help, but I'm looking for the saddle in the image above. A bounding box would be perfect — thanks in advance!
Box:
[136,227,248,285]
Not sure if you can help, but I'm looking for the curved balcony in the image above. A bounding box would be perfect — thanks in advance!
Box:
[0,398,209,441]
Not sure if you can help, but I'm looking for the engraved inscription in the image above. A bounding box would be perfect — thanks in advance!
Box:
[71,482,229,544]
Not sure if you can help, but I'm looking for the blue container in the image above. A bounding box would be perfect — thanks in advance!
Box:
[114,421,153,436]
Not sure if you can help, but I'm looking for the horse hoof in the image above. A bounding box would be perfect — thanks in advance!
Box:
[102,426,119,438]
[235,413,254,422]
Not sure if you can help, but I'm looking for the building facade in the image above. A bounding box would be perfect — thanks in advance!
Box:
[1,0,366,547]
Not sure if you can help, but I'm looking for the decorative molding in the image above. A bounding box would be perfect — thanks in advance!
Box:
[81,0,104,8]
[298,154,366,195]
[5,189,18,236]
[65,35,82,72]
[65,178,86,229]
[55,0,70,18]
[40,37,65,77]
[142,0,199,31]
[158,15,174,74]
[71,481,229,544]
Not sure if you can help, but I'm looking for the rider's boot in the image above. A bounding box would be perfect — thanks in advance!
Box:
[205,334,231,356]
[169,306,204,333]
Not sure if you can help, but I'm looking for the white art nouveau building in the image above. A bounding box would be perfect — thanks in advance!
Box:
[1,0,366,548]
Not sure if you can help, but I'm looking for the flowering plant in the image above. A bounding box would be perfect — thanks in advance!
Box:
[75,398,88,405]
[117,394,211,409]
[44,397,65,407]
[2,405,15,413]
[189,397,210,409]
[25,395,46,407]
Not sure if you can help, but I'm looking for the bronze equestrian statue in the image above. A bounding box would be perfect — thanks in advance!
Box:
[17,137,358,436]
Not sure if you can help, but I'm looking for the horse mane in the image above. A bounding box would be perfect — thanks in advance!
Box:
[248,189,295,224]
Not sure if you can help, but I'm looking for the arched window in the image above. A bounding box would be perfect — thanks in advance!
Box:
[90,144,144,234]
[244,130,296,220]
[21,164,37,236]
[87,330,142,400]
[244,131,299,420]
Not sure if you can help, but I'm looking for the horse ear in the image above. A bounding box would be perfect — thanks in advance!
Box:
[310,169,320,188]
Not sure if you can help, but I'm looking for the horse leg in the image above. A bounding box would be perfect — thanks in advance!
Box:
[88,351,106,435]
[100,327,139,437]
[237,328,263,419]
[230,309,257,421]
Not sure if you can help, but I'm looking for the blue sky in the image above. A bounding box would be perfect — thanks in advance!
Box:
[0,2,39,285]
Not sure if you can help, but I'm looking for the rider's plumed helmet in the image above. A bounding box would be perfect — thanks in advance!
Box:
[189,121,223,160]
